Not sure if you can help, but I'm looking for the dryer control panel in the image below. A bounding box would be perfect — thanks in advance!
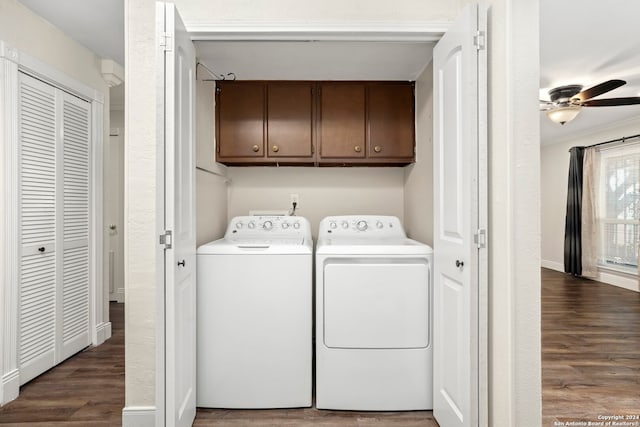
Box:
[318,215,407,238]
[225,215,311,243]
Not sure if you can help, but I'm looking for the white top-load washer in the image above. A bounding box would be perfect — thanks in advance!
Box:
[196,215,312,408]
[316,215,433,411]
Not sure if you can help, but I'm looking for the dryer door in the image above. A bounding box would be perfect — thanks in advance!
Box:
[323,259,430,349]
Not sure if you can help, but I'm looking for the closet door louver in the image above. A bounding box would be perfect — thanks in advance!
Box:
[17,73,92,385]
[60,93,91,360]
[18,74,58,385]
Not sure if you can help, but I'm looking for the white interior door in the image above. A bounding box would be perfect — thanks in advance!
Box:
[433,4,486,427]
[60,91,92,361]
[107,129,124,303]
[18,73,58,385]
[162,3,197,426]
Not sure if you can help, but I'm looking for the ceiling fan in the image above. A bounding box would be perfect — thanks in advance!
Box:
[540,79,640,125]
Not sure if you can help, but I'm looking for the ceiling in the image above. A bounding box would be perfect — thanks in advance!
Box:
[17,0,640,144]
[19,0,124,66]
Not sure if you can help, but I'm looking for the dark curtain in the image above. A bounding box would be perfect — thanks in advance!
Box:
[564,146,585,275]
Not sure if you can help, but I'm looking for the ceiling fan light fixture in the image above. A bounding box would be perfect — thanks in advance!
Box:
[546,104,581,125]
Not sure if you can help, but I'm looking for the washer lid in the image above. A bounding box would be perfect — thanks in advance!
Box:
[197,238,312,255]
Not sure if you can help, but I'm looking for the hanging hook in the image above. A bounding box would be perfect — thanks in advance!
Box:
[196,62,237,81]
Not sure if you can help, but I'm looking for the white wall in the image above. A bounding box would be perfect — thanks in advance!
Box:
[541,117,640,292]
[541,136,571,268]
[0,0,108,93]
[404,62,434,245]
[485,0,541,424]
[124,0,159,413]
[227,167,404,237]
[174,0,464,26]
[195,80,227,247]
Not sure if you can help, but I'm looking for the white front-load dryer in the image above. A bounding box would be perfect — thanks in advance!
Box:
[316,215,433,411]
[196,216,312,409]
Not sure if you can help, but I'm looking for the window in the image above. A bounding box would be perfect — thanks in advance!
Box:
[597,144,640,272]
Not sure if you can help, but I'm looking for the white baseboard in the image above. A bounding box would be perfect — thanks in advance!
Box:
[598,270,639,293]
[541,259,563,272]
[1,369,19,405]
[109,289,125,303]
[122,406,156,427]
[542,259,639,293]
[95,321,112,346]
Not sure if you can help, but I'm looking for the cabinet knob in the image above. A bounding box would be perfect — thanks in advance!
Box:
[38,247,45,253]
[272,145,279,153]
[354,145,362,153]
[374,145,382,153]
[251,144,260,152]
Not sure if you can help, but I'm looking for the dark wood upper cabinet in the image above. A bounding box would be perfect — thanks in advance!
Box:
[267,82,314,160]
[367,83,415,160]
[215,80,415,166]
[318,83,366,159]
[216,81,265,160]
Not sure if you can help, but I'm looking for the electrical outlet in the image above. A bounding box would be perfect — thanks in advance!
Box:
[290,193,299,206]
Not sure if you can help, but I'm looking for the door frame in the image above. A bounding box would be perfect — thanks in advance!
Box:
[107,127,125,304]
[0,41,107,405]
[154,6,488,425]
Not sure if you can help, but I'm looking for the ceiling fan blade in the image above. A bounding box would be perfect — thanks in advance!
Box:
[574,79,626,102]
[582,97,640,107]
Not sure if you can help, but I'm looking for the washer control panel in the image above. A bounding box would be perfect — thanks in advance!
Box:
[226,216,311,241]
[319,215,406,238]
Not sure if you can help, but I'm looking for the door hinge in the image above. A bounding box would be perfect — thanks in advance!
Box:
[160,32,173,52]
[474,228,487,248]
[474,30,486,50]
[159,230,173,249]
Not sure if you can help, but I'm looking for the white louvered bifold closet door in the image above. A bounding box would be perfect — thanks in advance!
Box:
[18,73,58,385]
[17,73,92,385]
[60,93,91,360]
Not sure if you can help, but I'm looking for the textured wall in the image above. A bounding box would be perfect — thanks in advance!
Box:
[124,0,159,409]
[485,0,542,425]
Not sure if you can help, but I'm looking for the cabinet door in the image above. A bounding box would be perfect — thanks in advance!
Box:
[318,83,366,160]
[367,83,415,160]
[18,73,58,385]
[267,83,314,159]
[216,81,265,159]
[60,93,91,361]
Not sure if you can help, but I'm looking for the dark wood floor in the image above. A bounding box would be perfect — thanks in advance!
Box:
[195,408,438,426]
[1,270,639,426]
[0,302,125,426]
[541,268,640,426]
